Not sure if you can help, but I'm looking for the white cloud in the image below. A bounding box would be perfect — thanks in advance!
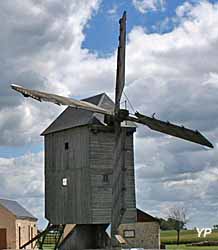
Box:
[203,72,218,87]
[0,0,102,146]
[125,1,218,131]
[176,1,193,17]
[132,0,165,13]
[107,4,118,15]
[1,0,218,228]
[126,0,218,227]
[0,152,46,228]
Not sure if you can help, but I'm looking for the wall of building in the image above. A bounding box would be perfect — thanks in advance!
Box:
[89,125,136,224]
[15,219,37,249]
[45,124,136,225]
[45,126,92,224]
[0,205,16,249]
[118,221,160,249]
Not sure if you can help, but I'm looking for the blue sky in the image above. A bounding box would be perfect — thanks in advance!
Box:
[2,0,216,160]
[0,144,43,158]
[0,0,188,158]
[2,0,217,159]
[83,0,217,54]
[1,0,218,230]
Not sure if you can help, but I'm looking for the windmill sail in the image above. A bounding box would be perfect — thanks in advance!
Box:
[112,129,127,219]
[11,84,113,116]
[10,11,213,248]
[115,11,126,112]
[126,112,213,148]
[111,11,130,247]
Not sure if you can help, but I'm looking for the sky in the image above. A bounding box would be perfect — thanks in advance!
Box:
[1,0,218,230]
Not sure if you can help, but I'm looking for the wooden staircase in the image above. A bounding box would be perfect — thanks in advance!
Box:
[20,224,65,250]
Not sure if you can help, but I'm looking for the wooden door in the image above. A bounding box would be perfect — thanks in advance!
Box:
[0,228,7,250]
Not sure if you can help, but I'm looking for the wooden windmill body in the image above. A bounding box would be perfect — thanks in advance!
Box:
[41,93,137,225]
[11,12,213,248]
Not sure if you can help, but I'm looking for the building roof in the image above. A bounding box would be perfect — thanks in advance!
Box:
[41,93,115,135]
[0,199,37,221]
[137,208,159,223]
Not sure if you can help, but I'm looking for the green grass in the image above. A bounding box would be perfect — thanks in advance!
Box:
[166,244,218,250]
[161,229,218,244]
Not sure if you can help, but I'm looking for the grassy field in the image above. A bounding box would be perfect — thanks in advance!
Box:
[166,244,218,250]
[161,229,218,244]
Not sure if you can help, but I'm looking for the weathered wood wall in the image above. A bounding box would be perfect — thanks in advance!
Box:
[45,126,91,224]
[89,125,136,224]
[45,124,136,224]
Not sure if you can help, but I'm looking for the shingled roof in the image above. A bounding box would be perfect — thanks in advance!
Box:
[0,199,37,221]
[41,93,114,135]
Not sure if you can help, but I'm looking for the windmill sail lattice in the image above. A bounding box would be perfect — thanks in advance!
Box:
[11,84,113,116]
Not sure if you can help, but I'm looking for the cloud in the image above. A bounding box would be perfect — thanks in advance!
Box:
[0,152,46,228]
[1,0,218,228]
[0,0,102,146]
[126,0,218,227]
[0,0,101,228]
[176,1,193,17]
[107,4,118,15]
[132,0,165,13]
[125,1,218,132]
[135,163,218,227]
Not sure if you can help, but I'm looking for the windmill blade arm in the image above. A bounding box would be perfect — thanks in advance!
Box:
[115,11,126,112]
[126,112,213,148]
[11,84,113,116]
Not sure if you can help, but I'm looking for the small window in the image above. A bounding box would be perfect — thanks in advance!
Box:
[103,174,109,183]
[65,142,69,150]
[123,230,135,238]
[62,178,68,186]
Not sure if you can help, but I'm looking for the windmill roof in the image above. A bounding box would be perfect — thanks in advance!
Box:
[0,199,37,221]
[137,208,159,223]
[41,93,115,135]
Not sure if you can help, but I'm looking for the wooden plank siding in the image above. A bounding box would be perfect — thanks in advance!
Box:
[45,126,92,224]
[44,124,136,224]
[89,125,136,224]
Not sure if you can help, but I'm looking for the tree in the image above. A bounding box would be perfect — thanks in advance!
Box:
[159,217,178,230]
[168,206,188,245]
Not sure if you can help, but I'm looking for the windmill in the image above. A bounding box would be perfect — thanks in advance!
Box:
[11,11,213,248]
